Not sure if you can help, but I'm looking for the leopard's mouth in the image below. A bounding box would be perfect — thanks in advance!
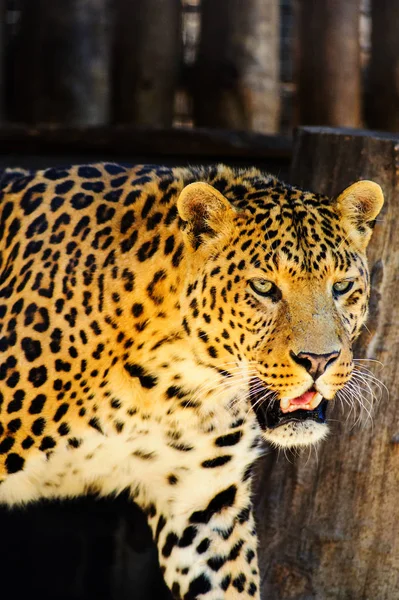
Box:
[250,379,328,430]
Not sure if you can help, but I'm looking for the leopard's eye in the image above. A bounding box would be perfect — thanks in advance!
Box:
[333,279,354,295]
[249,278,275,297]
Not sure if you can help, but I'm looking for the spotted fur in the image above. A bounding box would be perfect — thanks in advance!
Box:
[0,164,383,599]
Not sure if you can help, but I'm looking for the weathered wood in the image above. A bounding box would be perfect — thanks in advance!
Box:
[194,0,280,133]
[113,0,181,127]
[255,126,399,599]
[14,0,110,125]
[367,0,399,131]
[297,0,361,127]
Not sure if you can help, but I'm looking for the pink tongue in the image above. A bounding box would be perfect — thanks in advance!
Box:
[291,391,315,405]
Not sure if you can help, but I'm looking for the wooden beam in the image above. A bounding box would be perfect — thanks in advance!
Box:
[255,125,399,598]
[194,0,280,133]
[113,0,181,127]
[367,0,399,131]
[14,0,110,125]
[0,126,292,161]
[297,0,361,127]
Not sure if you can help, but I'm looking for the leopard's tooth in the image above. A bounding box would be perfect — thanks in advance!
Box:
[309,392,323,409]
[280,397,291,411]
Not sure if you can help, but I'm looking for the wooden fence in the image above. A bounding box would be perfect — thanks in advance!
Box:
[1,0,399,135]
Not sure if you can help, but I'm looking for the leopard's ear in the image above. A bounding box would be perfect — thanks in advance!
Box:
[177,182,236,250]
[336,180,384,250]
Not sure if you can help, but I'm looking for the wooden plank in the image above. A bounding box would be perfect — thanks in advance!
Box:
[255,126,399,599]
[14,0,110,125]
[297,0,361,127]
[113,0,181,127]
[367,0,399,131]
[0,0,5,122]
[194,0,280,133]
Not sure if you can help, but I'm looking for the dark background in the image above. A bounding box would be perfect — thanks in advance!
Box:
[1,492,171,600]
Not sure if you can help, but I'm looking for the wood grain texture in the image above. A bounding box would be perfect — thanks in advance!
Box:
[15,0,110,126]
[194,0,280,133]
[113,0,181,127]
[367,0,399,132]
[254,126,399,599]
[296,0,361,127]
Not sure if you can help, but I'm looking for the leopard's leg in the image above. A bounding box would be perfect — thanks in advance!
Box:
[148,482,260,600]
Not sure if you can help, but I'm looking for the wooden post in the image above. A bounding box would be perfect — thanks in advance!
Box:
[367,0,399,131]
[0,0,5,123]
[15,0,110,125]
[255,126,399,598]
[193,0,280,133]
[297,0,361,127]
[113,0,181,127]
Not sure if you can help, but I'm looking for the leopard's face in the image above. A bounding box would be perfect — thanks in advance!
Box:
[178,178,384,447]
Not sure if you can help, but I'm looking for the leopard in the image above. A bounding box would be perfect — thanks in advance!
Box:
[0,162,383,599]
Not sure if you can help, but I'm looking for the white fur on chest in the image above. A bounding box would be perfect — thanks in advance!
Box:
[0,408,260,510]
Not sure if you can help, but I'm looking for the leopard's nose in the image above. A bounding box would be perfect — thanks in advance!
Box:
[290,350,340,380]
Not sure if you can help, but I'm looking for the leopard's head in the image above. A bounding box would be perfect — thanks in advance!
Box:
[177,172,383,447]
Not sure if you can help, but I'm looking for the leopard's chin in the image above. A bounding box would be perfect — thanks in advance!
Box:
[250,378,330,448]
[262,420,329,448]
